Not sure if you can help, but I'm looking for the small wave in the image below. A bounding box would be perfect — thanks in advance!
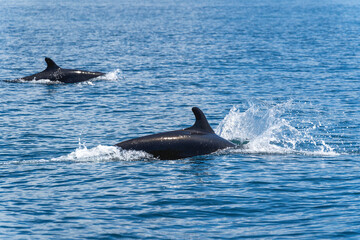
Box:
[216,101,339,156]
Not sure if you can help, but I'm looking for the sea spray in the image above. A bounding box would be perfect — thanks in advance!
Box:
[53,141,152,163]
[99,69,125,81]
[216,101,338,156]
[0,145,152,165]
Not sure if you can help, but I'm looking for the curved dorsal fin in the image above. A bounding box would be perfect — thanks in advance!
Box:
[45,57,60,70]
[186,107,215,133]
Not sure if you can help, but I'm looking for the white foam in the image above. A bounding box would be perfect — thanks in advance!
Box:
[98,69,125,81]
[0,141,152,165]
[52,143,152,163]
[216,101,339,156]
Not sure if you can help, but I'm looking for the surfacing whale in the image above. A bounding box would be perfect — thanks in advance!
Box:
[16,57,104,83]
[116,107,236,160]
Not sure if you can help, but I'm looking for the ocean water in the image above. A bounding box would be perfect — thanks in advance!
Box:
[1,0,360,239]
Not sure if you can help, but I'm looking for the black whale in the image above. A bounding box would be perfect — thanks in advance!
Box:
[116,107,236,160]
[16,57,104,83]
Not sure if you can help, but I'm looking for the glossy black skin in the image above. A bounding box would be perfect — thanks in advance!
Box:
[116,107,236,160]
[18,58,104,83]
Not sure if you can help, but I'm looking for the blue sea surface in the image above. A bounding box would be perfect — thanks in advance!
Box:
[1,0,360,239]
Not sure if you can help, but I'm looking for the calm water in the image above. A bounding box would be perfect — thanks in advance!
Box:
[1,0,360,239]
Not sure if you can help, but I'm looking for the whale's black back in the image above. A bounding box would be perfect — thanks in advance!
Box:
[116,107,235,160]
[19,58,104,83]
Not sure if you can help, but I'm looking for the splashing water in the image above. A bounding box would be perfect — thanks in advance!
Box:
[0,139,152,165]
[216,101,338,156]
[100,69,125,81]
[52,139,152,163]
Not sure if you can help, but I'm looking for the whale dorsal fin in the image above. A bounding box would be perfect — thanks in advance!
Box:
[45,57,60,70]
[185,107,215,133]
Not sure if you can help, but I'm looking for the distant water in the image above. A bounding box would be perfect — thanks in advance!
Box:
[1,0,360,239]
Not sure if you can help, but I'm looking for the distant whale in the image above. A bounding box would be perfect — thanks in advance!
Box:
[15,57,104,83]
[116,107,236,160]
